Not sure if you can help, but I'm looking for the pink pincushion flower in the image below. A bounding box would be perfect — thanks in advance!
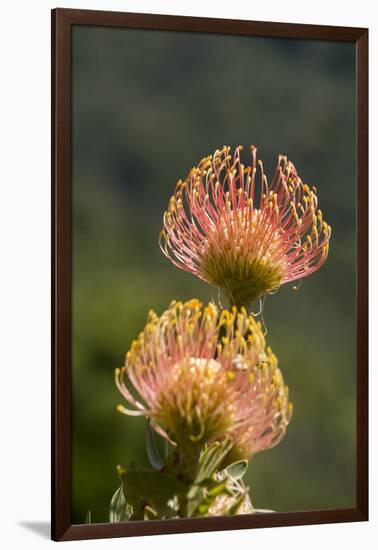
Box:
[160,146,331,308]
[115,299,291,464]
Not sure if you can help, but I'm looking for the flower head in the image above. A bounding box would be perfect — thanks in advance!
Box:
[160,146,331,308]
[116,299,291,462]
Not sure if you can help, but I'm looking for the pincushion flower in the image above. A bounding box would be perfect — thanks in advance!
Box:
[115,299,291,478]
[160,146,331,308]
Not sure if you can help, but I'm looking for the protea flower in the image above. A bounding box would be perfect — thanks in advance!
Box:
[115,299,291,478]
[160,146,331,309]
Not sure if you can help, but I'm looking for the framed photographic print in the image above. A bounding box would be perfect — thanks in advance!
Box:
[51,8,368,542]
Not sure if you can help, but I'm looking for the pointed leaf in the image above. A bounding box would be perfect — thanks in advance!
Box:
[109,485,133,522]
[228,492,247,515]
[224,460,248,480]
[195,439,233,483]
[186,485,207,517]
[146,418,165,471]
[186,480,231,517]
[207,481,229,498]
[85,510,92,524]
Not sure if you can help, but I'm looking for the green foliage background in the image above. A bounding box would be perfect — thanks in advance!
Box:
[71,26,356,523]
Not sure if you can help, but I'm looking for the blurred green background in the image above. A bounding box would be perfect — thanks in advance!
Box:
[71,26,356,524]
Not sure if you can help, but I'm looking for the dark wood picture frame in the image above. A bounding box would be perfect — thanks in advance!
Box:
[51,7,368,542]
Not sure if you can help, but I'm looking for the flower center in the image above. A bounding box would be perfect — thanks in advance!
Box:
[200,208,284,308]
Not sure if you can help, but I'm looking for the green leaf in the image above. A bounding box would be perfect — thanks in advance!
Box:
[186,481,231,517]
[146,418,165,471]
[122,469,187,518]
[186,485,207,518]
[227,492,247,515]
[195,439,233,484]
[224,460,248,480]
[207,481,229,498]
[143,505,159,520]
[85,510,92,524]
[109,485,133,522]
